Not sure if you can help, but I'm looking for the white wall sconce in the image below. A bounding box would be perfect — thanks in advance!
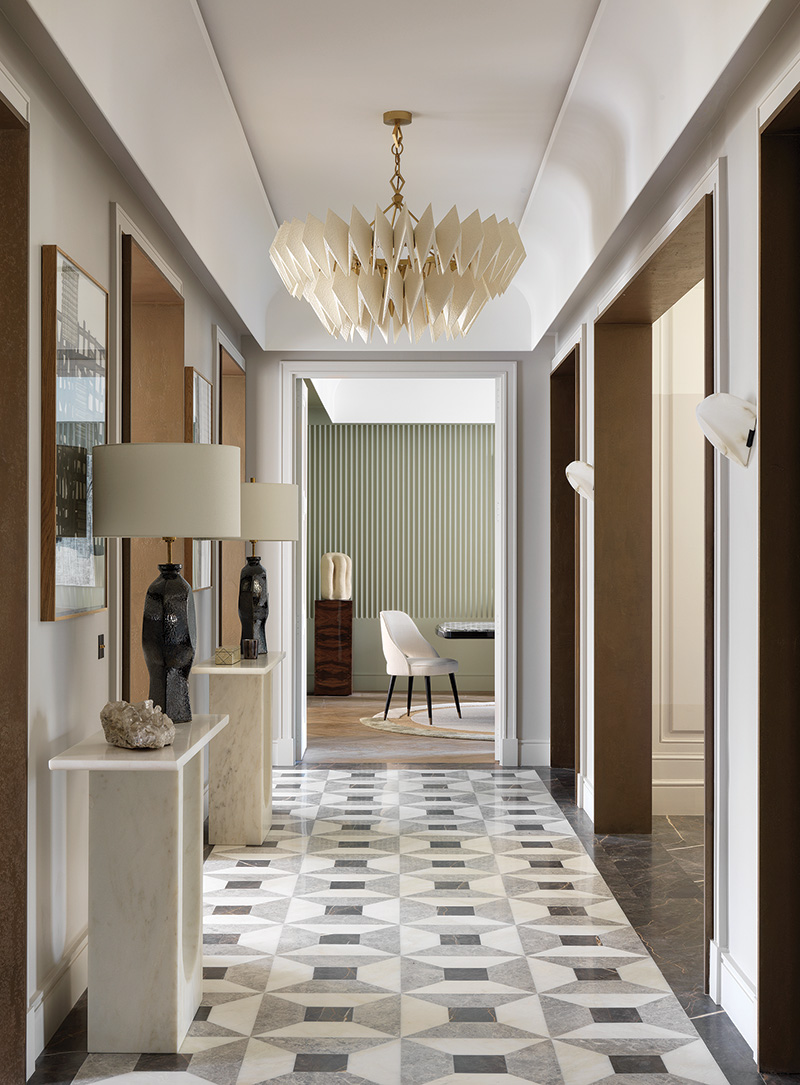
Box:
[695,393,757,467]
[566,460,594,500]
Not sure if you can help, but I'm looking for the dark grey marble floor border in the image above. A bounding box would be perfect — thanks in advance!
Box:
[535,766,789,1085]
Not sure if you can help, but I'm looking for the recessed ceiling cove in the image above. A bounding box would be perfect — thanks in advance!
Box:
[196,0,601,227]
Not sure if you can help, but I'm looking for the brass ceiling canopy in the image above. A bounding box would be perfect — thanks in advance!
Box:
[269,110,526,344]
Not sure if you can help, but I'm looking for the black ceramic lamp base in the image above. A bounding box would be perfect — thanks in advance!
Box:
[142,563,197,722]
[239,554,269,655]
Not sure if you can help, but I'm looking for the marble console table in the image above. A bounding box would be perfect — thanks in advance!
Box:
[49,714,230,1053]
[193,652,285,846]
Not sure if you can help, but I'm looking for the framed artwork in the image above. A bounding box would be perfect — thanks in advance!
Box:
[41,246,108,621]
[184,366,213,591]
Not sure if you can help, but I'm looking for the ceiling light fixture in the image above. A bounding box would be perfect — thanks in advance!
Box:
[269,111,526,344]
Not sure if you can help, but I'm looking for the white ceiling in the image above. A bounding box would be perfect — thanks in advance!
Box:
[196,0,601,229]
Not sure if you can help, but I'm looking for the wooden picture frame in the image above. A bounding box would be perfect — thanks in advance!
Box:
[184,366,213,591]
[41,246,108,621]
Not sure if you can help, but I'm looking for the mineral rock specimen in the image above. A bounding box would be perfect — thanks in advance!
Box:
[100,699,176,749]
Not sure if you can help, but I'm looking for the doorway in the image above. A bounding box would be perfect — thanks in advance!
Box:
[278,360,518,767]
[550,346,579,775]
[303,378,496,764]
[120,234,185,701]
[0,85,29,1085]
[592,194,715,981]
[758,89,800,1071]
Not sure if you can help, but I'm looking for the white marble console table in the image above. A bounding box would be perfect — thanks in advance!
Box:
[49,714,230,1053]
[193,652,285,846]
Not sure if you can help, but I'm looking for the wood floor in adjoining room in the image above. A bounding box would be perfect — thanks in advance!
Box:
[305,691,496,765]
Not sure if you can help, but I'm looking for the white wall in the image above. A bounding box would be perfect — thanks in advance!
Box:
[518,0,792,345]
[545,8,800,1055]
[0,20,247,1072]
[652,282,705,816]
[2,0,276,347]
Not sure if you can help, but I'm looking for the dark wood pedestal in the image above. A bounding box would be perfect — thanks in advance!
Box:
[314,600,353,695]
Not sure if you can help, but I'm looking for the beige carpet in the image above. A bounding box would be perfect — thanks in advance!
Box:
[360,701,494,740]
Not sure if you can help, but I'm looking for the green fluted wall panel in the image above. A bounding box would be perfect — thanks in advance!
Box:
[307,423,494,621]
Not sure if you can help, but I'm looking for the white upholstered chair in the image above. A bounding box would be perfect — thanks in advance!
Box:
[379,610,462,724]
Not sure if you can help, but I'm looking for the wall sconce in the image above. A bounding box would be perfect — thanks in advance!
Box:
[566,460,594,500]
[695,393,757,467]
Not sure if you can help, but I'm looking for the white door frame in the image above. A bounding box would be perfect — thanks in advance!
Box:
[277,357,518,766]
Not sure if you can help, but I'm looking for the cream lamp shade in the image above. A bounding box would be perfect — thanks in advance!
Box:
[565,460,595,501]
[239,482,300,542]
[92,443,241,539]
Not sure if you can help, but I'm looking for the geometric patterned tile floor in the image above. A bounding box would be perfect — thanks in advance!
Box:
[32,766,743,1085]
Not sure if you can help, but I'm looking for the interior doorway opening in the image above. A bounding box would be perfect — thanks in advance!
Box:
[279,360,518,769]
[303,375,496,765]
[592,194,715,990]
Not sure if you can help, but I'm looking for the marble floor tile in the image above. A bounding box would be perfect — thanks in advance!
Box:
[33,765,773,1085]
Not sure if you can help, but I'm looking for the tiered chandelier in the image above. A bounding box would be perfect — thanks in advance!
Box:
[269,111,526,343]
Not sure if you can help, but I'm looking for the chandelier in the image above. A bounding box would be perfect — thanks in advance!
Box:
[269,111,526,344]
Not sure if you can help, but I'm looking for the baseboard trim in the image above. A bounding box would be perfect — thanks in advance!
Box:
[577,774,595,821]
[27,928,88,1076]
[651,780,704,815]
[519,739,550,767]
[498,738,519,766]
[709,940,756,1057]
[272,737,296,766]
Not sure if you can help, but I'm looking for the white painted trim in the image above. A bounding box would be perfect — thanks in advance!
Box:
[759,45,800,131]
[0,56,29,125]
[213,324,245,373]
[550,327,583,374]
[212,324,245,653]
[651,781,704,817]
[279,358,518,768]
[26,929,88,1078]
[709,941,757,1057]
[499,738,520,767]
[577,773,594,822]
[519,739,549,767]
[272,737,296,767]
[651,752,704,761]
[113,204,182,294]
[595,160,721,321]
[710,158,731,986]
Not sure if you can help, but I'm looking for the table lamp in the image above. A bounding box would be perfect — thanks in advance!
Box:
[92,442,241,721]
[236,480,299,654]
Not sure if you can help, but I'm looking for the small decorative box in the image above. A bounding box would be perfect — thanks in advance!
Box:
[215,645,241,666]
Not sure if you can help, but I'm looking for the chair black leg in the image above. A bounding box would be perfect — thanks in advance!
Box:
[424,676,433,724]
[449,672,462,718]
[406,676,414,716]
[384,675,397,719]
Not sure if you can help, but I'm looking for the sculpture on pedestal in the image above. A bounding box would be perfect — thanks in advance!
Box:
[320,552,352,600]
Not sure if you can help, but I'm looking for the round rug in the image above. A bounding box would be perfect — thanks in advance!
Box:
[360,701,494,740]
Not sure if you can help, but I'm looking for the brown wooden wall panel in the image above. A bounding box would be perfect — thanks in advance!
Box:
[219,349,246,647]
[550,349,578,769]
[593,323,652,834]
[758,126,800,1072]
[314,600,354,695]
[0,114,28,1085]
[121,235,185,703]
[597,199,706,325]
